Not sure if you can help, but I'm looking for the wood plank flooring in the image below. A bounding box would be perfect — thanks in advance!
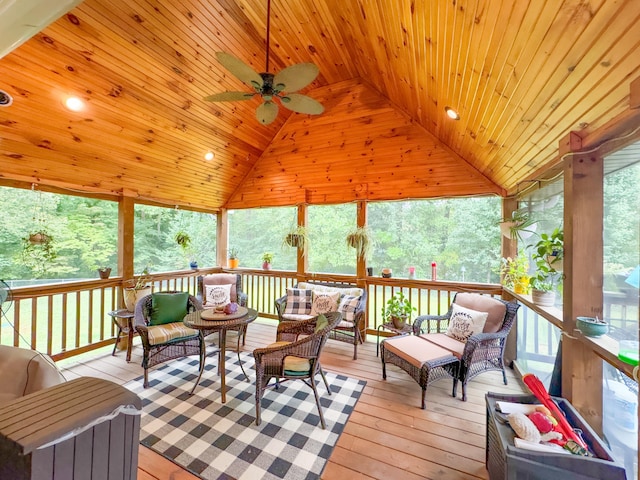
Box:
[58,318,526,480]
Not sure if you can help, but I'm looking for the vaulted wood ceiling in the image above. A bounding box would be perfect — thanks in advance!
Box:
[1,0,638,211]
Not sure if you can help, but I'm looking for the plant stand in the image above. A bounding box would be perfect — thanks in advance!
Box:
[108,309,135,362]
[376,321,413,356]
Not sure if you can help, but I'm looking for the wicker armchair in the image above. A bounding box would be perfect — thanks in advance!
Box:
[412,292,520,401]
[253,312,342,429]
[134,291,204,388]
[197,273,248,346]
[275,281,367,359]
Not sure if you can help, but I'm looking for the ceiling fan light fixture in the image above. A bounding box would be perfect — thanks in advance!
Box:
[445,106,460,120]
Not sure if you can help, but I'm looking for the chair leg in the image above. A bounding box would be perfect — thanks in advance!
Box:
[353,326,358,360]
[143,368,149,389]
[382,356,387,380]
[318,366,331,395]
[502,368,508,385]
[310,377,326,429]
[452,377,458,398]
[421,387,427,409]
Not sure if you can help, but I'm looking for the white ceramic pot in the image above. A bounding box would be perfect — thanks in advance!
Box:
[531,289,555,307]
[123,286,152,312]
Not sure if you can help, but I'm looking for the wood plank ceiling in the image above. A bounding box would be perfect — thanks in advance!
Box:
[0,0,638,211]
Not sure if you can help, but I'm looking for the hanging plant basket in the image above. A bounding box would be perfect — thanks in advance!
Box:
[28,232,52,245]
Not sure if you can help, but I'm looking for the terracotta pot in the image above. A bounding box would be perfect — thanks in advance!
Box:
[98,267,111,279]
[391,315,407,329]
[228,258,239,269]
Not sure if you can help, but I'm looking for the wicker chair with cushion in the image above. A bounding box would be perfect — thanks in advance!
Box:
[134,290,204,388]
[253,312,342,429]
[197,273,248,345]
[412,292,520,401]
[275,281,367,360]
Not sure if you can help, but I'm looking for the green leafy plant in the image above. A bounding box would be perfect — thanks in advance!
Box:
[262,252,274,263]
[533,228,563,269]
[346,226,373,259]
[498,210,537,241]
[124,267,151,291]
[228,248,239,260]
[22,230,57,277]
[381,291,416,328]
[498,254,531,293]
[174,231,192,251]
[283,226,309,254]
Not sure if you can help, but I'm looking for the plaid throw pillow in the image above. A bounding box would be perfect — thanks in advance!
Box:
[284,288,312,315]
[338,294,361,322]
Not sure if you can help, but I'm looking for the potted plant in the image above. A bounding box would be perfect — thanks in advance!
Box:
[22,230,56,278]
[262,252,274,270]
[175,231,198,269]
[98,267,112,279]
[381,291,416,329]
[123,267,152,311]
[533,228,564,272]
[498,210,537,241]
[498,254,530,294]
[283,226,310,255]
[228,248,239,268]
[346,226,373,259]
[529,253,561,307]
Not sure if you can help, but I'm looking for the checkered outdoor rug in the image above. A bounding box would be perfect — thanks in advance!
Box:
[125,352,366,480]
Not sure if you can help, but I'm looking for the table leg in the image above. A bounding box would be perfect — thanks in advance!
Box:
[376,325,383,357]
[126,318,133,362]
[189,332,206,395]
[220,329,227,403]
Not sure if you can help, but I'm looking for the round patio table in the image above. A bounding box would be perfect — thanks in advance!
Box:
[183,307,258,403]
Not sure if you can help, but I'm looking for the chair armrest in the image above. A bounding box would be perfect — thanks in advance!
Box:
[413,314,449,335]
[237,291,248,307]
[276,317,318,341]
[461,331,509,364]
[274,294,287,321]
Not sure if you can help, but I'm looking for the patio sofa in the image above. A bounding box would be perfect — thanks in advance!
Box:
[275,281,367,359]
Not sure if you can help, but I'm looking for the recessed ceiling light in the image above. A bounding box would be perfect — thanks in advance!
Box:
[445,106,460,120]
[0,89,13,107]
[204,151,214,161]
[65,96,84,112]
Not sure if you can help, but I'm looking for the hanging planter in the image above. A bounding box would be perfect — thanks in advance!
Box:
[498,210,537,241]
[346,226,373,259]
[28,231,52,245]
[283,226,309,255]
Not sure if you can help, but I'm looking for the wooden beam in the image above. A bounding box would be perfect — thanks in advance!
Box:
[217,209,228,268]
[118,196,135,306]
[501,197,518,367]
[562,147,604,434]
[630,75,640,110]
[356,201,367,281]
[296,204,308,281]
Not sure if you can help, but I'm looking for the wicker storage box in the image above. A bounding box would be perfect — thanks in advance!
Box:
[486,392,626,480]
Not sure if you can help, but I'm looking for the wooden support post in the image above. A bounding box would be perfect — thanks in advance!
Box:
[562,136,604,435]
[217,209,228,268]
[118,196,134,309]
[501,197,518,366]
[356,201,368,280]
[296,205,308,281]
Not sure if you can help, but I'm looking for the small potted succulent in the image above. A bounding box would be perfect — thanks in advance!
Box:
[228,248,239,268]
[262,252,274,270]
[381,291,416,329]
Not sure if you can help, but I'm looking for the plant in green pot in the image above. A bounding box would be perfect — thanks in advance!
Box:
[381,291,416,329]
[533,227,564,272]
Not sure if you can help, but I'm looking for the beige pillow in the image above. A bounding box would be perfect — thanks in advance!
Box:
[445,303,488,342]
[309,292,340,316]
[205,283,231,307]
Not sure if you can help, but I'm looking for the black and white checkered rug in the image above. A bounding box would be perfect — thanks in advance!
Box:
[125,352,366,480]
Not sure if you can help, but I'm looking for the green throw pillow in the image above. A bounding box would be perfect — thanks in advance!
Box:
[314,314,329,334]
[150,292,189,326]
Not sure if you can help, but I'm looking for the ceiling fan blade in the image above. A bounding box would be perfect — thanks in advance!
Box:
[216,52,263,90]
[204,91,255,102]
[256,101,279,125]
[273,63,319,92]
[280,93,324,115]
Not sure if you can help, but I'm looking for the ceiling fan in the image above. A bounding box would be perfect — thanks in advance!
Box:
[204,0,324,125]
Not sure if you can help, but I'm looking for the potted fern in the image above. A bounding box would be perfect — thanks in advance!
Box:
[283,226,309,255]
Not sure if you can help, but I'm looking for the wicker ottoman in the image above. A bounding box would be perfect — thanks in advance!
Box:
[381,335,459,409]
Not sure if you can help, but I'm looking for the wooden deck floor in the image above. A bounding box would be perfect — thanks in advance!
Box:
[59,318,526,480]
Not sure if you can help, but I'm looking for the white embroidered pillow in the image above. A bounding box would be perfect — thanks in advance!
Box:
[284,288,312,315]
[205,283,232,307]
[338,295,361,323]
[445,303,488,342]
[309,291,340,316]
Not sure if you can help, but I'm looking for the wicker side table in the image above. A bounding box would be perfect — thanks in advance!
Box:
[376,321,413,356]
[108,309,135,362]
